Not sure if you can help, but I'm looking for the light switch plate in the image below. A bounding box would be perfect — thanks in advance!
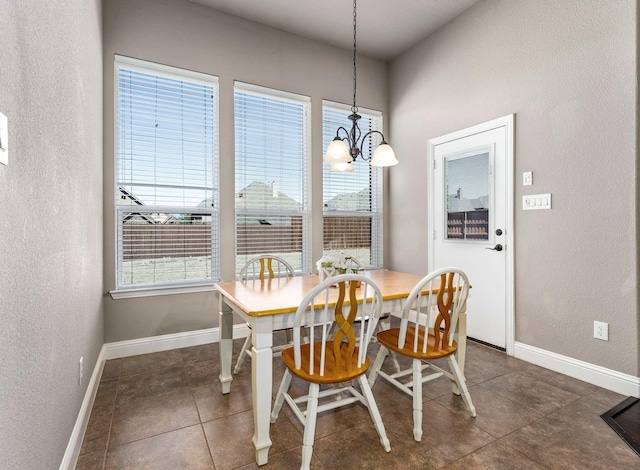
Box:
[523,171,532,186]
[523,193,552,210]
[0,112,8,165]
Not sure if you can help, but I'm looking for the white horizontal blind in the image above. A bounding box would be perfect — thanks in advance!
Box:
[115,56,219,289]
[322,101,384,268]
[234,82,311,277]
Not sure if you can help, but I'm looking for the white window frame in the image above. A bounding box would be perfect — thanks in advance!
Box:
[111,55,220,298]
[234,82,312,277]
[322,100,384,269]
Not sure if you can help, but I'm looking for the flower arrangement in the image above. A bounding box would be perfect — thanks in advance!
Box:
[316,252,360,281]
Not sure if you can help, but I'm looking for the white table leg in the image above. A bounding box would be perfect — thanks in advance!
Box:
[219,297,234,394]
[251,317,273,465]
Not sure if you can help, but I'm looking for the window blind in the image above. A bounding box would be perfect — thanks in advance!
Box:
[234,82,311,277]
[115,56,219,289]
[322,101,384,268]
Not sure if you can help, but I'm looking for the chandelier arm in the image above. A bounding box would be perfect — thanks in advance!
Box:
[360,129,388,144]
[334,126,352,141]
[357,130,387,161]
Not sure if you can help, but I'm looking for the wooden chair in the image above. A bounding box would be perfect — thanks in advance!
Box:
[233,255,295,374]
[337,257,401,372]
[270,273,391,469]
[368,267,476,442]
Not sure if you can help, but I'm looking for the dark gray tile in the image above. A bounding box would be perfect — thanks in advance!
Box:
[192,378,253,422]
[442,440,546,469]
[105,425,214,470]
[462,354,514,384]
[115,366,190,405]
[101,359,122,381]
[502,396,640,469]
[93,378,119,408]
[184,359,220,388]
[585,386,629,411]
[482,370,580,415]
[80,404,114,456]
[520,363,600,396]
[313,421,418,469]
[435,384,543,438]
[120,349,183,377]
[465,342,525,371]
[109,388,200,449]
[179,343,219,365]
[235,446,325,469]
[75,450,106,470]
[202,409,301,470]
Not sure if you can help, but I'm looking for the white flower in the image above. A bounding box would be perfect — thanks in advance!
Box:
[316,252,359,274]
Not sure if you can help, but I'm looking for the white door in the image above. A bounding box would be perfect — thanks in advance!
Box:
[428,115,514,351]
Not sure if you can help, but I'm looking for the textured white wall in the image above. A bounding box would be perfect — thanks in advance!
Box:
[388,0,638,374]
[0,0,103,468]
[102,0,388,342]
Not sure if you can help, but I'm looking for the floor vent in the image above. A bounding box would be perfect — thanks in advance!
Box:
[601,396,640,456]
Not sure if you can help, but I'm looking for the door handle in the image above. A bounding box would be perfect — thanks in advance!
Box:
[486,244,503,252]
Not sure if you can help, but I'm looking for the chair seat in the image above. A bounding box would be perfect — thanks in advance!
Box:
[376,327,457,360]
[282,341,370,384]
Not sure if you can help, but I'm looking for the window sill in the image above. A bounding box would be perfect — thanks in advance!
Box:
[109,282,216,299]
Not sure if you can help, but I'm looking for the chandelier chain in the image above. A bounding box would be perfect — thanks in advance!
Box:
[352,0,357,114]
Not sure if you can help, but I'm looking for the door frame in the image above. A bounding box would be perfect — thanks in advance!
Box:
[427,114,515,355]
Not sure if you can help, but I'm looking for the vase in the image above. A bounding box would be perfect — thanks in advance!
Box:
[318,265,337,282]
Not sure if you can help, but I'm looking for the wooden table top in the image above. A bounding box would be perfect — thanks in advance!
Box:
[215,269,428,317]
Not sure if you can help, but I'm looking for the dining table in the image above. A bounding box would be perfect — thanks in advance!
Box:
[215,269,469,466]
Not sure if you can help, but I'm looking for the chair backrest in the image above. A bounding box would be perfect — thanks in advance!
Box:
[239,255,294,281]
[399,267,470,353]
[292,273,383,378]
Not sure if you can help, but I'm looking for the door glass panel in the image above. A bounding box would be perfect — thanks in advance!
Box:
[444,150,491,241]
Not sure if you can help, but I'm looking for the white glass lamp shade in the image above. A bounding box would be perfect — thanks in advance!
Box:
[324,138,352,164]
[370,143,399,167]
[330,162,355,172]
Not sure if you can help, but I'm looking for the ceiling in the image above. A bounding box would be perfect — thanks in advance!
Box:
[191,0,479,60]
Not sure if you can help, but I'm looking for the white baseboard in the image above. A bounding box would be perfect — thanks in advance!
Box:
[514,341,640,398]
[104,324,250,359]
[61,324,250,469]
[59,346,106,470]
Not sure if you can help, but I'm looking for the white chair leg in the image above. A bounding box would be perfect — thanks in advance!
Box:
[376,321,401,373]
[448,355,476,417]
[368,345,388,387]
[412,358,423,442]
[301,383,320,470]
[233,334,252,374]
[358,375,391,452]
[271,369,292,423]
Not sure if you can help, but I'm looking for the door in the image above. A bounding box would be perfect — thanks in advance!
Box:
[428,115,514,351]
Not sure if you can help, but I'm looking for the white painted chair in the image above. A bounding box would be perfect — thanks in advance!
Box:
[233,255,295,374]
[270,273,391,470]
[368,267,476,442]
[336,257,401,372]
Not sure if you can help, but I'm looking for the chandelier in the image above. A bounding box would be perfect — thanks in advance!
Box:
[324,0,398,172]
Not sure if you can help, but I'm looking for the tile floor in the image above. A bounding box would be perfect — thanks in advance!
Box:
[76,337,640,469]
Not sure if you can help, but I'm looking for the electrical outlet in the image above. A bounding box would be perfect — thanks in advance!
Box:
[594,321,608,341]
[78,357,84,385]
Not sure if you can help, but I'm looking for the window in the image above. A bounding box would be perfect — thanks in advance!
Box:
[114,56,219,293]
[322,101,384,268]
[234,82,311,277]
